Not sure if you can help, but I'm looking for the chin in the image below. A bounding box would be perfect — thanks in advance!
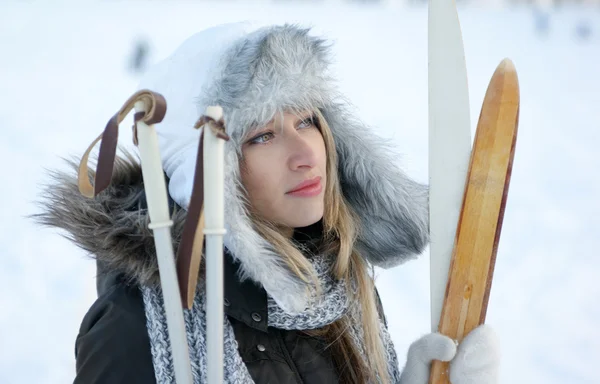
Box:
[287,207,324,229]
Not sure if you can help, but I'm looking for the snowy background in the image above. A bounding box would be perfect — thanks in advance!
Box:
[1,1,599,383]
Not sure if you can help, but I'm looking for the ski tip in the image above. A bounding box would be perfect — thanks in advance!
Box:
[490,58,519,100]
[497,58,517,74]
[481,57,520,133]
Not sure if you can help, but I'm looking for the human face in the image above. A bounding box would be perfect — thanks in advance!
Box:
[240,110,327,232]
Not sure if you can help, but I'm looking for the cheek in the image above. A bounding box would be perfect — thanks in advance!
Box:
[313,132,328,176]
[241,152,278,207]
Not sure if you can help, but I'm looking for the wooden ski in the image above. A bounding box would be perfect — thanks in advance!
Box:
[429,58,520,383]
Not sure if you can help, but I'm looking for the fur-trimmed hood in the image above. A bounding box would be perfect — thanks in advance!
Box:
[35,22,429,314]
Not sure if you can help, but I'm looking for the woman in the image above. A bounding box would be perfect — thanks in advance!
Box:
[36,22,499,383]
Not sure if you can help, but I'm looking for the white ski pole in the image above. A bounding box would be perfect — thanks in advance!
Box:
[201,106,226,384]
[135,97,194,384]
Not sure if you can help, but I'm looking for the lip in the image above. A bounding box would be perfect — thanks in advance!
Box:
[286,176,323,197]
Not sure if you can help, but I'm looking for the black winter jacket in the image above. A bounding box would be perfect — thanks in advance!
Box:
[75,254,386,384]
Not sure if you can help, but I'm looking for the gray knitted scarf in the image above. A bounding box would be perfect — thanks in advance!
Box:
[141,253,402,383]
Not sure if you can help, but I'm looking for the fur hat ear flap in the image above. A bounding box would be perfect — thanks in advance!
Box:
[320,105,429,268]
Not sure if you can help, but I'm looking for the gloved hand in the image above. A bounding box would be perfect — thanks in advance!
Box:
[449,324,499,384]
[399,324,499,384]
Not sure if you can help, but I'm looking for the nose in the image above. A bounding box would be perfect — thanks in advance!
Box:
[286,126,318,171]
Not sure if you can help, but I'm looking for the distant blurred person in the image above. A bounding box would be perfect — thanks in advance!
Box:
[128,37,150,74]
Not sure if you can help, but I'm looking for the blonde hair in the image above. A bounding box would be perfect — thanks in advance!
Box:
[244,110,390,384]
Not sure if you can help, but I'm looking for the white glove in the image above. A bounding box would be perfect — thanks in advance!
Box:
[399,332,457,384]
[449,324,500,384]
[399,325,499,384]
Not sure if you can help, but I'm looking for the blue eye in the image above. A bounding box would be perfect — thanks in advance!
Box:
[298,115,317,129]
[249,132,274,144]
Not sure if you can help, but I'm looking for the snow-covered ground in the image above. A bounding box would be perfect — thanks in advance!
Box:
[1,1,598,383]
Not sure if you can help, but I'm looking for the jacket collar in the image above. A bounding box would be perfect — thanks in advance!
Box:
[223,250,268,333]
[222,222,323,333]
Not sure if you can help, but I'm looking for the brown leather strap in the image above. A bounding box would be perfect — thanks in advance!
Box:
[78,90,167,198]
[177,114,229,309]
[79,90,228,309]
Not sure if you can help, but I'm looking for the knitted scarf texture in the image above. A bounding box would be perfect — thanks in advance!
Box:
[141,254,402,383]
